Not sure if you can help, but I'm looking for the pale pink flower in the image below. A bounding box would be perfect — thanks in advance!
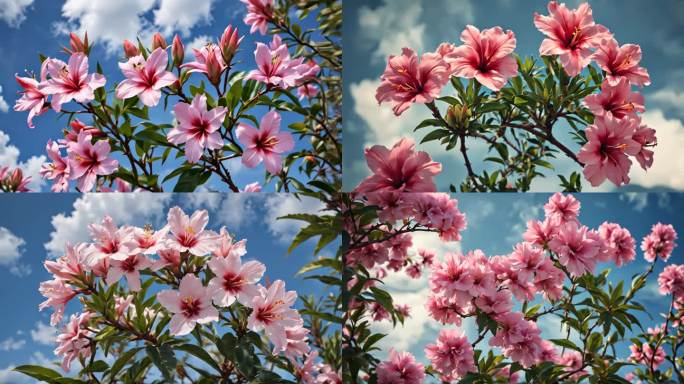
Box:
[346,243,389,270]
[247,280,303,354]
[489,312,544,368]
[376,48,450,115]
[166,207,216,255]
[236,110,294,174]
[212,227,247,258]
[40,140,70,192]
[632,123,657,171]
[207,255,265,306]
[577,115,640,187]
[559,351,588,380]
[549,222,600,276]
[426,295,467,325]
[641,223,678,262]
[592,38,650,87]
[44,242,90,281]
[445,25,518,91]
[297,83,319,100]
[157,274,218,336]
[356,139,442,193]
[55,312,93,371]
[241,0,273,35]
[598,222,636,266]
[115,294,134,317]
[534,1,612,76]
[425,329,476,378]
[39,53,106,111]
[629,343,665,370]
[14,60,49,128]
[584,78,645,120]
[39,279,77,326]
[283,326,310,360]
[376,349,425,384]
[116,47,177,106]
[167,94,228,164]
[67,131,118,192]
[544,192,580,225]
[246,42,306,88]
[524,219,559,247]
[510,242,545,281]
[533,259,565,300]
[107,254,153,292]
[657,264,684,297]
[429,252,474,301]
[129,225,169,255]
[475,289,513,316]
[152,249,182,271]
[87,216,133,261]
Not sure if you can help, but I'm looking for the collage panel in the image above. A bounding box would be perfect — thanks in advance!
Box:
[0,0,341,193]
[343,0,684,193]
[0,193,342,383]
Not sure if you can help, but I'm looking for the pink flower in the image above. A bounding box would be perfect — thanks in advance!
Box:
[544,192,580,225]
[207,255,265,307]
[658,265,684,297]
[533,258,565,300]
[411,194,467,242]
[429,252,474,301]
[376,349,426,384]
[129,224,169,255]
[157,274,219,336]
[559,351,588,380]
[424,329,476,378]
[632,123,657,171]
[241,0,273,35]
[376,48,450,116]
[39,279,77,326]
[534,1,612,76]
[167,94,228,164]
[44,242,90,281]
[577,115,640,187]
[246,42,306,88]
[489,312,544,368]
[14,61,48,128]
[67,131,118,192]
[445,25,518,91]
[510,242,545,281]
[584,78,645,120]
[592,38,650,87]
[62,119,104,144]
[55,312,93,371]
[283,326,310,360]
[87,216,133,261]
[629,343,665,370]
[243,182,261,192]
[152,249,182,271]
[369,302,391,322]
[166,207,216,255]
[297,83,319,100]
[40,140,71,192]
[212,227,247,258]
[475,289,513,316]
[106,254,153,292]
[247,280,303,354]
[426,294,468,325]
[356,139,442,193]
[181,44,227,77]
[236,110,294,174]
[116,47,177,107]
[641,223,678,262]
[523,219,558,246]
[39,53,106,111]
[549,222,600,276]
[598,222,636,266]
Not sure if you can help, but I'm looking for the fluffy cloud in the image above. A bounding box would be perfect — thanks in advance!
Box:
[56,0,218,54]
[30,322,57,346]
[630,110,684,189]
[263,195,325,243]
[44,193,172,256]
[619,193,649,212]
[0,86,9,113]
[0,130,46,191]
[0,337,25,351]
[0,226,30,276]
[0,0,34,28]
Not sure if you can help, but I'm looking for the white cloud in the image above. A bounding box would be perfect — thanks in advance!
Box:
[0,129,46,191]
[0,0,34,28]
[263,195,325,243]
[183,192,222,210]
[0,366,32,384]
[0,227,30,277]
[0,337,25,351]
[214,194,255,230]
[630,110,684,189]
[619,193,649,212]
[30,322,57,346]
[56,0,217,55]
[44,193,173,257]
[649,88,684,116]
[0,86,9,113]
[505,198,543,244]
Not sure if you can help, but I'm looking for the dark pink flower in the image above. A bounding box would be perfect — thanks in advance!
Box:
[592,38,650,87]
[40,139,70,192]
[241,0,273,35]
[544,192,580,225]
[657,264,684,298]
[246,42,307,88]
[167,94,228,164]
[641,223,678,262]
[14,60,49,128]
[598,222,636,267]
[67,131,118,192]
[39,53,106,111]
[157,274,219,336]
[116,47,177,107]
[549,222,600,276]
[534,1,612,76]
[376,349,425,384]
[632,123,657,171]
[236,110,294,174]
[584,78,645,120]
[425,329,476,378]
[445,25,518,91]
[376,48,450,116]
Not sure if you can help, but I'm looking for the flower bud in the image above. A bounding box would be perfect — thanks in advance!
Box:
[219,25,241,65]
[172,34,184,67]
[69,32,86,53]
[0,166,8,181]
[446,105,461,127]
[123,39,140,58]
[152,33,167,50]
[8,168,24,190]
[205,51,223,86]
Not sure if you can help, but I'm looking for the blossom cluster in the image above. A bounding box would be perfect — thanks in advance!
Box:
[36,206,339,383]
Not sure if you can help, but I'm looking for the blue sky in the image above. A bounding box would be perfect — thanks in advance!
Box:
[0,0,320,192]
[343,0,684,192]
[0,193,337,382]
[372,192,683,380]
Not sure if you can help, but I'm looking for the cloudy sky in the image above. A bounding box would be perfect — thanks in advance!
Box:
[0,193,334,382]
[371,192,683,379]
[343,0,684,192]
[0,0,317,192]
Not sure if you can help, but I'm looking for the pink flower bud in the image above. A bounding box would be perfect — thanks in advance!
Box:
[152,32,167,50]
[8,168,24,189]
[220,25,241,65]
[172,34,184,67]
[69,32,85,53]
[123,39,140,58]
[206,51,223,86]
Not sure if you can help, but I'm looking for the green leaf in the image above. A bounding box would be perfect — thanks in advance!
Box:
[173,168,211,192]
[420,129,451,144]
[146,345,176,382]
[177,344,221,373]
[108,348,141,380]
[550,338,581,351]
[13,365,62,381]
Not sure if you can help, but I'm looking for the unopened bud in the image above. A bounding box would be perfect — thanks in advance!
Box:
[171,34,184,67]
[69,32,85,53]
[123,40,140,58]
[152,33,167,50]
[8,168,23,189]
[220,25,241,65]
[446,105,462,127]
[205,51,223,86]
